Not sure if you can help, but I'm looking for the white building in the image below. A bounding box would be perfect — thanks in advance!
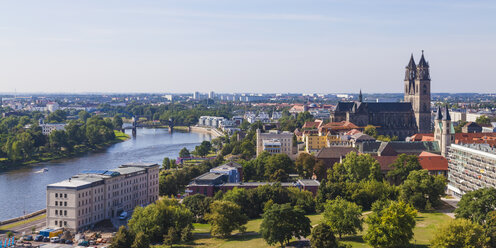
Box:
[198,116,226,128]
[46,102,60,113]
[46,163,159,232]
[256,129,295,158]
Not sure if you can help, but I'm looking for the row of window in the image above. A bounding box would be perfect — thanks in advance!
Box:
[54,210,67,216]
[54,220,67,227]
[55,201,67,207]
[54,193,67,198]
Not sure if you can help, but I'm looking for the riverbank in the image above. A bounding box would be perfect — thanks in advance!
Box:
[189,126,224,138]
[0,130,130,172]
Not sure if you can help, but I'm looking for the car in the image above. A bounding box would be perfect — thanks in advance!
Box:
[35,235,44,241]
[50,237,60,243]
[118,211,128,220]
[65,239,73,244]
[59,238,66,243]
[23,235,33,241]
[42,237,50,242]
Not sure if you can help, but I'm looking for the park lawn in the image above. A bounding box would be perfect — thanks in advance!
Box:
[114,130,130,142]
[158,212,450,248]
[339,211,453,248]
[157,214,324,248]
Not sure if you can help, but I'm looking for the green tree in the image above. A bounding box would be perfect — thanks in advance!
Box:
[260,203,311,247]
[339,152,382,182]
[364,201,417,248]
[113,114,124,130]
[324,197,363,238]
[387,154,422,184]
[222,187,252,217]
[476,115,491,125]
[163,227,179,248]
[485,211,496,248]
[455,187,496,224]
[183,194,213,222]
[162,157,171,169]
[127,198,193,243]
[295,153,317,178]
[265,153,295,182]
[131,232,149,248]
[310,223,340,248]
[430,218,487,248]
[205,200,248,238]
[110,226,134,248]
[78,110,90,122]
[399,170,446,210]
[179,147,191,158]
[364,125,378,137]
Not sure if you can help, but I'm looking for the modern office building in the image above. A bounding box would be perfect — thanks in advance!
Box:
[447,144,496,197]
[46,163,159,232]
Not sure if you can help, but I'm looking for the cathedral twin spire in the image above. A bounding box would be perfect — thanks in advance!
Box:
[405,51,430,82]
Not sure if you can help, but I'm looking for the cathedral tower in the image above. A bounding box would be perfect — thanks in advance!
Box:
[404,51,431,133]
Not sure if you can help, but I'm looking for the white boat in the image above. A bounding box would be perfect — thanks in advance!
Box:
[34,168,48,173]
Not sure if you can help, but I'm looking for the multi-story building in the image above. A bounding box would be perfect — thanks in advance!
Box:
[256,129,295,158]
[447,144,496,197]
[198,116,226,128]
[46,163,159,232]
[39,119,66,135]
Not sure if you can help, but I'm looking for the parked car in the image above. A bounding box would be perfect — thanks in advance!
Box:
[42,237,50,242]
[59,238,66,243]
[23,235,33,241]
[65,239,73,244]
[34,235,44,241]
[50,237,60,243]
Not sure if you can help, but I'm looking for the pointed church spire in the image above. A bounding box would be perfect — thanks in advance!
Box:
[442,107,451,121]
[407,53,416,68]
[359,89,363,102]
[435,106,443,120]
[418,50,429,68]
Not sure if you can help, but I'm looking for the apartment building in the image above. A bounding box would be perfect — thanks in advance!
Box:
[46,163,159,232]
[447,144,496,197]
[256,129,295,158]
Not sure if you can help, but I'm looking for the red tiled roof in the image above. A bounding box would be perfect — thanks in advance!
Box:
[321,121,359,130]
[345,129,362,135]
[410,133,434,141]
[418,151,448,171]
[372,156,398,171]
[302,121,322,129]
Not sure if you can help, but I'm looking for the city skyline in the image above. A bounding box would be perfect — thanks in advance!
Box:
[1,0,495,93]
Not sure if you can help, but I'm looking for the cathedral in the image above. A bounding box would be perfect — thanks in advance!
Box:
[331,52,432,139]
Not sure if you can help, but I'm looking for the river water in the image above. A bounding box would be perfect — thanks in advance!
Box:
[0,128,211,221]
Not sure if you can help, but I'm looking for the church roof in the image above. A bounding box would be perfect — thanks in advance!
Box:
[435,106,443,120]
[360,141,440,155]
[334,102,355,112]
[407,54,416,68]
[418,51,429,68]
[362,102,413,113]
[442,107,451,121]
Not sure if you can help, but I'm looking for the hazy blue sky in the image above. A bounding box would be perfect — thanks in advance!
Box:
[0,0,495,93]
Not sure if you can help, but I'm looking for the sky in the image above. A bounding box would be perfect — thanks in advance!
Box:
[0,0,495,94]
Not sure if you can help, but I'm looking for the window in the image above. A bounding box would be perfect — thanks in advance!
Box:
[64,202,67,207]
[55,201,58,206]
[64,194,67,198]
[55,193,58,198]
[64,221,67,226]
[55,210,58,215]
[64,210,67,216]
[55,220,58,225]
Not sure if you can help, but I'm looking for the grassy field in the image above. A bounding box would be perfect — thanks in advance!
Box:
[114,130,130,142]
[154,211,451,248]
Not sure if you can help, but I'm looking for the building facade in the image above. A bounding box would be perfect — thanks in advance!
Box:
[447,144,496,197]
[256,129,295,158]
[46,163,159,232]
[331,52,432,139]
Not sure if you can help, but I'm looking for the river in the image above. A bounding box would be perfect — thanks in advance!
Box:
[0,128,212,221]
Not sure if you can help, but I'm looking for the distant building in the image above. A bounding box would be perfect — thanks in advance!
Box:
[39,119,66,135]
[46,102,59,112]
[208,91,215,99]
[447,144,496,197]
[198,116,226,128]
[462,122,482,133]
[46,163,159,232]
[193,92,200,100]
[256,129,295,158]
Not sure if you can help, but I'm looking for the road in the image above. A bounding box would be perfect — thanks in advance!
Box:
[0,215,46,239]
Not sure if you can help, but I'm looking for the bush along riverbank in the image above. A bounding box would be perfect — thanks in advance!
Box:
[0,130,130,171]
